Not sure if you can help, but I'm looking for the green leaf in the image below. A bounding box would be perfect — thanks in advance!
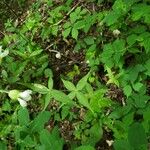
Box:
[76,92,93,113]
[18,107,30,126]
[62,27,71,38]
[51,89,74,105]
[70,12,78,23]
[132,82,143,91]
[48,77,53,90]
[143,38,150,53]
[101,43,114,68]
[0,141,7,150]
[30,111,51,132]
[128,123,148,149]
[132,93,150,108]
[127,34,138,46]
[62,79,76,91]
[76,72,90,91]
[74,20,85,29]
[29,49,43,57]
[114,140,133,150]
[113,39,126,65]
[19,82,49,94]
[104,11,121,26]
[75,145,95,150]
[51,26,58,36]
[71,28,78,40]
[40,128,64,150]
[63,22,71,29]
[68,91,76,99]
[131,4,150,22]
[123,85,132,97]
[84,36,94,45]
[32,83,49,94]
[44,92,52,110]
[85,123,103,146]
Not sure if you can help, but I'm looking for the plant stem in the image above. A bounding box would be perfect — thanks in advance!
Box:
[0,90,9,93]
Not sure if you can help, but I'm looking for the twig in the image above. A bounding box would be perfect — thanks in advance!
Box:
[45,43,54,50]
[0,30,5,36]
[53,1,81,26]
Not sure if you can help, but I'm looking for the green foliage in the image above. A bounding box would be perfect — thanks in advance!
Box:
[1,0,150,149]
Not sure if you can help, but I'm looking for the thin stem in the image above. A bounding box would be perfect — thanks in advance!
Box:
[0,90,9,93]
[48,49,60,54]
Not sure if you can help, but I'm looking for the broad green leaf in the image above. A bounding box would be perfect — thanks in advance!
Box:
[70,12,78,23]
[63,22,71,28]
[144,59,150,76]
[75,145,95,150]
[132,93,150,108]
[84,36,94,45]
[128,64,145,83]
[18,107,30,126]
[143,38,150,53]
[62,27,71,38]
[44,92,52,110]
[84,123,103,146]
[76,72,90,90]
[132,82,143,91]
[127,34,138,46]
[104,11,121,26]
[23,135,36,147]
[62,79,76,91]
[76,92,93,113]
[114,140,133,150]
[32,83,49,94]
[48,77,53,90]
[74,20,85,29]
[51,89,74,105]
[51,26,58,36]
[101,43,114,68]
[0,142,7,150]
[128,123,148,149]
[75,7,81,14]
[68,91,76,99]
[98,97,111,108]
[113,39,126,65]
[19,83,49,94]
[72,28,78,40]
[40,128,64,150]
[29,50,43,57]
[30,111,51,132]
[123,85,132,97]
[131,4,150,21]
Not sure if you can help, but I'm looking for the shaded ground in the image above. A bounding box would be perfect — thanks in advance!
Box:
[0,0,34,38]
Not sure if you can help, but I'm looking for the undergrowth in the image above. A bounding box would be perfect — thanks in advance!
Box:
[0,0,150,150]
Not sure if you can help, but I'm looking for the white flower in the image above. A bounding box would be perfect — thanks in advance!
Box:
[19,90,32,101]
[113,29,120,36]
[0,46,9,58]
[106,140,114,147]
[86,60,90,64]
[18,90,32,107]
[8,89,32,107]
[18,98,27,107]
[55,52,61,59]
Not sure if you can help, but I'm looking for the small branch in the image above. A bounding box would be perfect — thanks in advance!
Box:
[48,49,60,54]
[0,90,9,93]
[45,43,54,50]
[53,1,81,26]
